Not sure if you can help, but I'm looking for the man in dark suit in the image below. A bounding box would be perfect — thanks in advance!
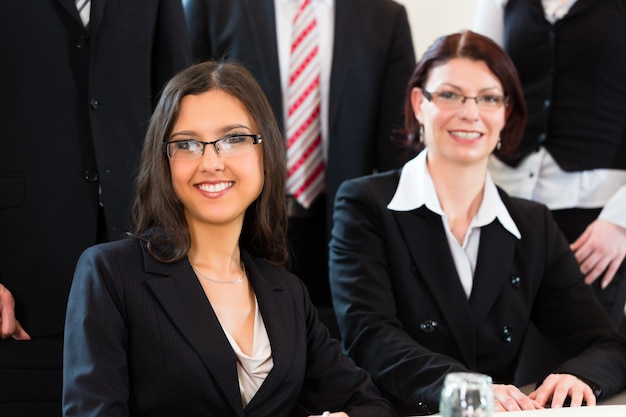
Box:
[0,1,191,415]
[183,0,416,320]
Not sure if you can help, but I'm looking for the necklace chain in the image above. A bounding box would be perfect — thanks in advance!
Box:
[191,262,246,284]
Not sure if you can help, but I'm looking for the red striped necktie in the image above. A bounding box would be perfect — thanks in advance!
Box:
[286,0,324,209]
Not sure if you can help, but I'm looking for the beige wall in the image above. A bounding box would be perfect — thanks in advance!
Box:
[395,0,479,58]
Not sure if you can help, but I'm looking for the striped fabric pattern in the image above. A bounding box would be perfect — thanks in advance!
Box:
[75,0,90,27]
[286,0,324,209]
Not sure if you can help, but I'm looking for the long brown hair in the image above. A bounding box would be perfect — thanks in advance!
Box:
[131,61,289,266]
[404,30,527,154]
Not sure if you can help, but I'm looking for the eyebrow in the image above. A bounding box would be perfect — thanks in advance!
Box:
[436,83,504,94]
[169,124,253,140]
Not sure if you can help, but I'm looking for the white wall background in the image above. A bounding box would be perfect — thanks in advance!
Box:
[395,0,479,59]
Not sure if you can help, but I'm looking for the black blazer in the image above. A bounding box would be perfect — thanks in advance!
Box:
[183,0,416,220]
[63,238,394,417]
[0,0,191,338]
[329,170,626,414]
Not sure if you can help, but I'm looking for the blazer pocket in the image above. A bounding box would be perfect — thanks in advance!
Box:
[0,174,24,208]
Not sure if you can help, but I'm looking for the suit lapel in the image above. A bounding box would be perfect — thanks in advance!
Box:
[393,207,477,367]
[469,220,516,323]
[88,0,107,35]
[240,255,295,410]
[243,0,283,129]
[144,248,295,415]
[56,0,84,27]
[144,254,245,416]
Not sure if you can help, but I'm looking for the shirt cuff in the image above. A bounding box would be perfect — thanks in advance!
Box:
[599,185,626,230]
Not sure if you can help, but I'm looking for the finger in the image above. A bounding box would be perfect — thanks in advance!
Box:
[495,388,528,411]
[549,386,570,409]
[527,390,548,408]
[496,396,523,411]
[568,388,584,407]
[11,321,31,341]
[530,385,554,407]
[514,394,543,410]
[572,242,592,264]
[570,229,590,252]
[601,260,621,289]
[583,389,596,407]
[0,307,18,339]
[582,256,608,285]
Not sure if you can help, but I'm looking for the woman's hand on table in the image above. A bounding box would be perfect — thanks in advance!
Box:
[529,373,596,408]
[493,384,544,411]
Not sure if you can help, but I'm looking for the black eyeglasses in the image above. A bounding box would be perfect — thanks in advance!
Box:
[163,134,263,160]
[422,90,508,111]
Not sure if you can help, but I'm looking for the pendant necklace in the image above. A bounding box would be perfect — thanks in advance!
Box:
[191,262,246,284]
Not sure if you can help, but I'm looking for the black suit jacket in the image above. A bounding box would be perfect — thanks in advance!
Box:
[63,238,394,417]
[329,170,626,414]
[183,0,416,220]
[0,2,190,413]
[0,0,191,338]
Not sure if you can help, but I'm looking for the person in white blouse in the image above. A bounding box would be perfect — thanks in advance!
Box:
[473,0,626,331]
[62,61,395,417]
[329,30,626,415]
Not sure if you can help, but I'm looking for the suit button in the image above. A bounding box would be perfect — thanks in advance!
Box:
[75,36,89,49]
[543,99,551,110]
[510,275,521,288]
[501,326,513,343]
[82,170,99,182]
[89,98,100,110]
[417,401,432,413]
[420,320,438,333]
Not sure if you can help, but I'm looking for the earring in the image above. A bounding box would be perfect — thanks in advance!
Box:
[496,139,502,150]
[419,125,425,143]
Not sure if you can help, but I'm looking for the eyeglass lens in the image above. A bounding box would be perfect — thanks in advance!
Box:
[166,135,260,160]
[425,91,506,111]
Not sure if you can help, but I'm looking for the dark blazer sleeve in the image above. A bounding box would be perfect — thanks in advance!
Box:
[501,194,626,399]
[63,244,132,417]
[329,173,470,413]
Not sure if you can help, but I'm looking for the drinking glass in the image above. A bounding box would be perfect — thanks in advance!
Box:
[439,372,494,417]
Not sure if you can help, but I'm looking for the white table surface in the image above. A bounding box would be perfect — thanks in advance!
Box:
[425,404,626,417]
[494,404,626,416]
[424,388,626,416]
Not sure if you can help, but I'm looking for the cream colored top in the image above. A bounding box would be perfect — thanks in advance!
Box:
[222,297,274,407]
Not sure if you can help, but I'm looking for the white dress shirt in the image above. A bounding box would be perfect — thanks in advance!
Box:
[275,0,334,162]
[388,150,521,298]
[473,0,626,230]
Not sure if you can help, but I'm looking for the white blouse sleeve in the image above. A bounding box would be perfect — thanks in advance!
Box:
[599,185,626,230]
